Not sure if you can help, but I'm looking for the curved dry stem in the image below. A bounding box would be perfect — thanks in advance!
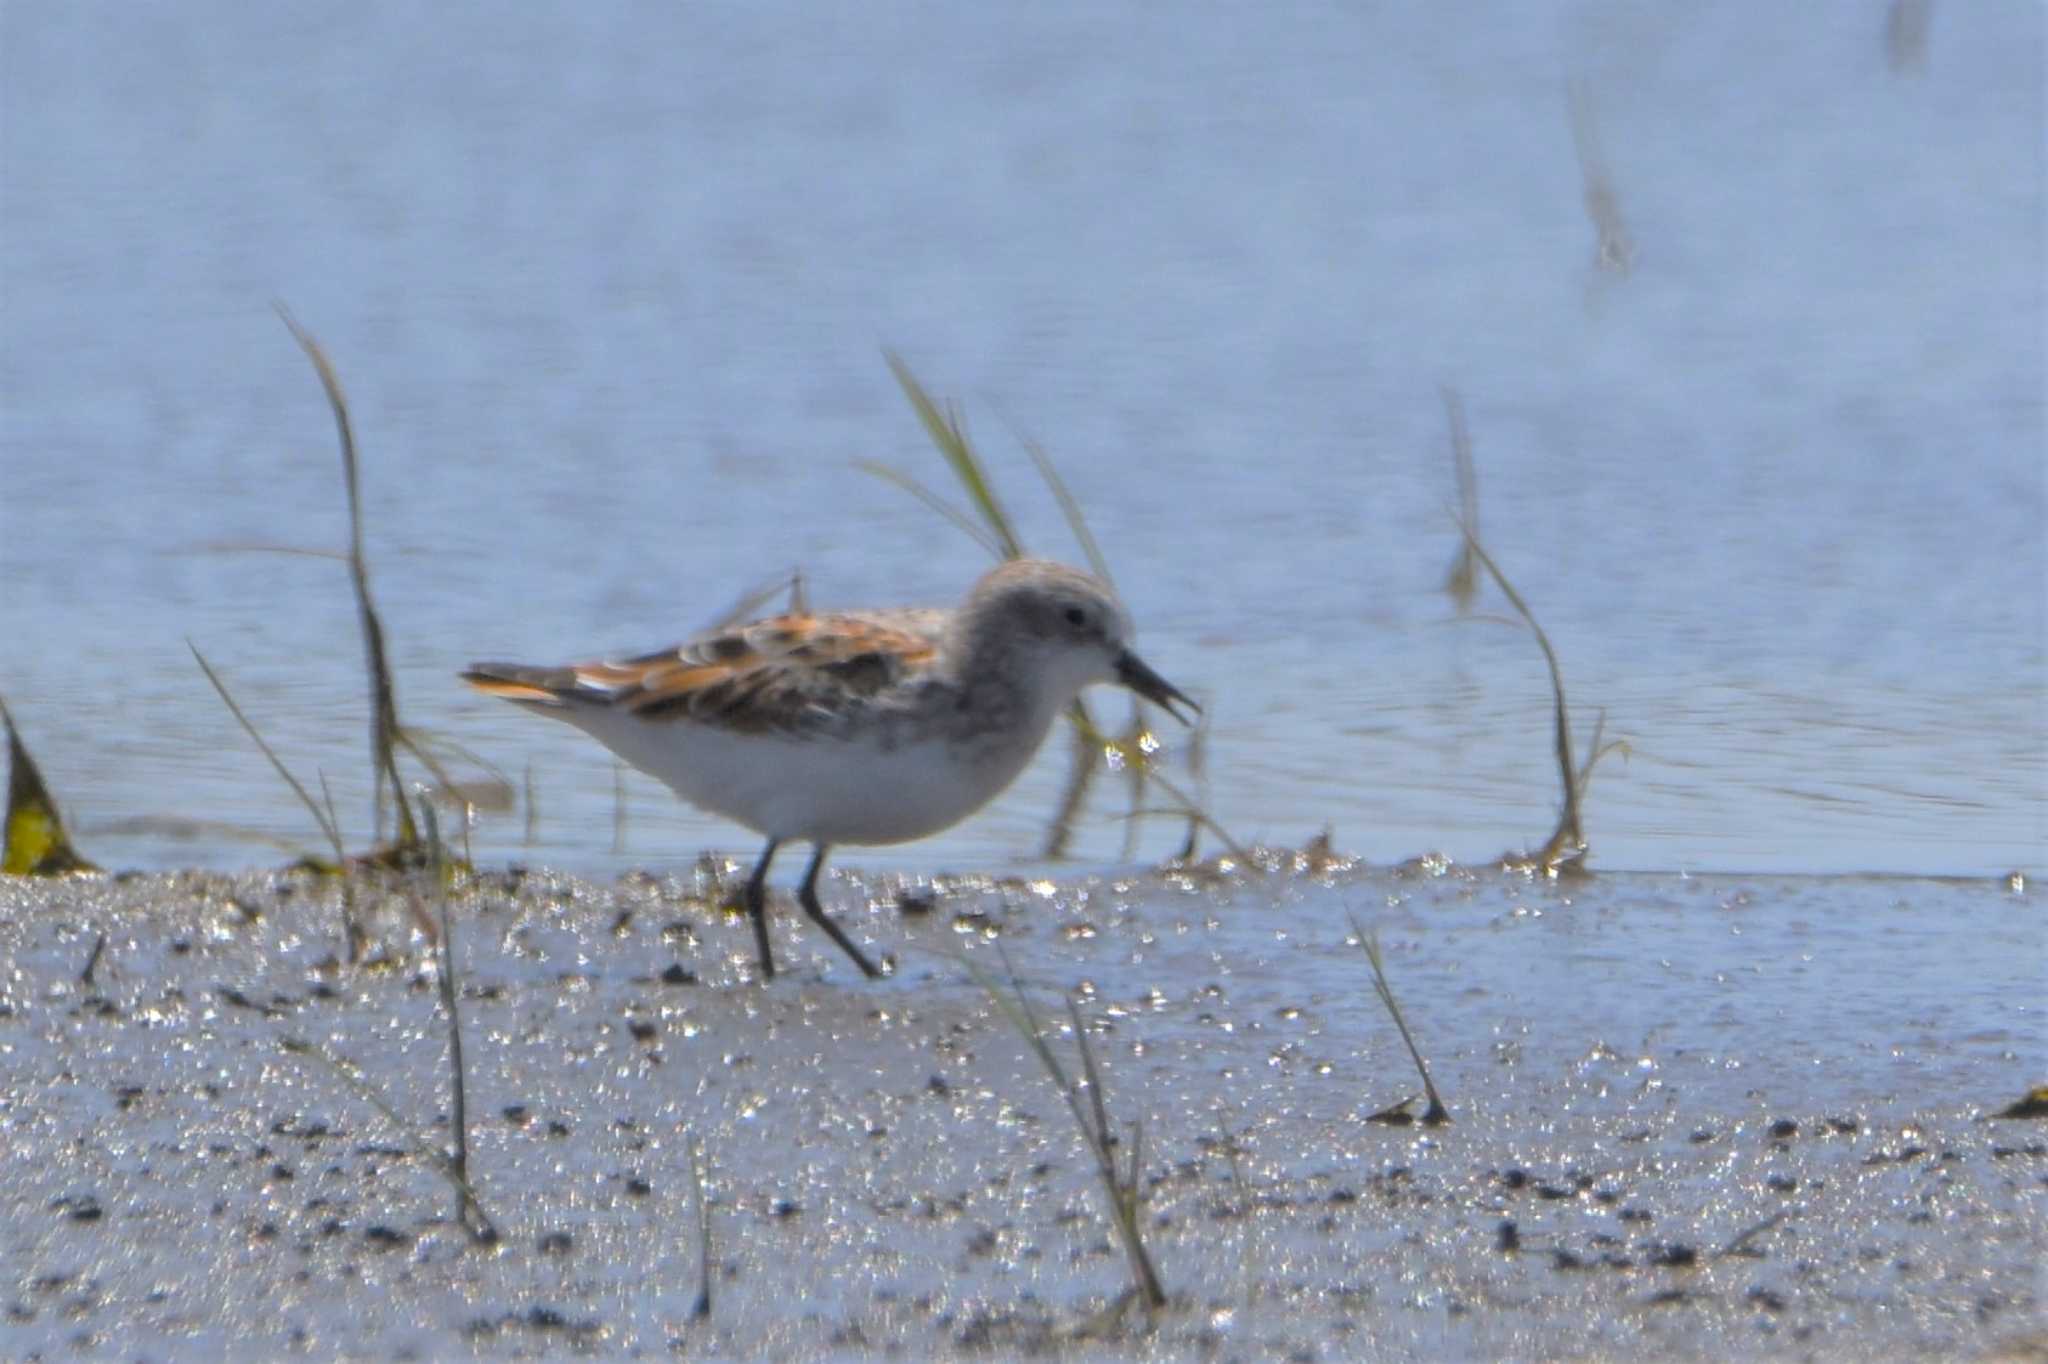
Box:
[1350,914,1450,1125]
[275,304,418,853]
[1453,524,1586,871]
[188,643,342,860]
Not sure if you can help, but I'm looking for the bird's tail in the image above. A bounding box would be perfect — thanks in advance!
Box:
[460,662,586,708]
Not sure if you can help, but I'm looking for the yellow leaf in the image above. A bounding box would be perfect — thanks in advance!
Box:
[2,698,99,876]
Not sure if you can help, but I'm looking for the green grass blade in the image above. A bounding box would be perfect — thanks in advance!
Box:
[852,459,1005,559]
[885,351,1023,558]
[1016,430,1112,587]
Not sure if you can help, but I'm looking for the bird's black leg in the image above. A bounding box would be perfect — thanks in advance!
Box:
[797,845,883,978]
[744,837,781,981]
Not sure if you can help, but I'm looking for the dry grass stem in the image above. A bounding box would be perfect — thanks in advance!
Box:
[78,933,107,987]
[1441,387,1480,611]
[1718,1210,1793,1259]
[1042,720,1106,861]
[963,946,1168,1314]
[1175,702,1212,861]
[421,802,493,1241]
[1568,79,1636,275]
[1574,710,1633,810]
[1076,709,1247,863]
[277,1032,498,1241]
[1015,427,1113,586]
[275,304,420,855]
[188,644,342,856]
[1116,703,1151,862]
[1456,524,1583,871]
[189,643,364,957]
[187,542,351,562]
[707,568,815,632]
[397,728,511,816]
[1350,915,1449,1125]
[317,771,364,959]
[1437,406,1628,877]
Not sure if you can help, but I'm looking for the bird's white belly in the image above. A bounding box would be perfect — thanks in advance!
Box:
[574,711,1046,845]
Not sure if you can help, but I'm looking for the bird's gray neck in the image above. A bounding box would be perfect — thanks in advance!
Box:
[939,628,1064,758]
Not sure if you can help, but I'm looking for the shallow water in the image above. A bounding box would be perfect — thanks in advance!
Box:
[0,860,2041,1359]
[1,3,2042,879]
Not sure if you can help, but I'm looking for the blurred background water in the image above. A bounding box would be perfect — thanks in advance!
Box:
[2,2,2041,877]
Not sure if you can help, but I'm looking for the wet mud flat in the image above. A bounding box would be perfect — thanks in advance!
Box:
[1,856,2041,1360]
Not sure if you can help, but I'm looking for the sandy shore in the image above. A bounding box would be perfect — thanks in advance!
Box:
[1,856,2041,1360]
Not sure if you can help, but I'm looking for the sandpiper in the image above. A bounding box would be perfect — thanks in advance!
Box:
[464,559,1194,980]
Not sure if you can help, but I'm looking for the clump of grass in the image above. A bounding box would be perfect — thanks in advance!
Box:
[1567,78,1635,276]
[196,310,496,948]
[1348,914,1448,1126]
[963,946,1167,1319]
[862,353,1234,861]
[199,618,489,1219]
[192,315,506,846]
[1439,390,1629,875]
[1,696,99,875]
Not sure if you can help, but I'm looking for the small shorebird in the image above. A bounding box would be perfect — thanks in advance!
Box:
[463,559,1195,981]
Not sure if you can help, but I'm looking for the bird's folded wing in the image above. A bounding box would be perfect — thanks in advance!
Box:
[468,611,946,736]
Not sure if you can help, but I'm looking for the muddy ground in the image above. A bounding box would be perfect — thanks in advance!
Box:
[1,853,2042,1360]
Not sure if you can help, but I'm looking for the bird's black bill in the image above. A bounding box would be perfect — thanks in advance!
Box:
[1114,649,1198,725]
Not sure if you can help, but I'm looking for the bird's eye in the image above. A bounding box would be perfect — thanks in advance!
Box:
[1063,606,1088,630]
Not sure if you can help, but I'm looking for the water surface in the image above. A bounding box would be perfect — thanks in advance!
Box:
[1,3,2041,878]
